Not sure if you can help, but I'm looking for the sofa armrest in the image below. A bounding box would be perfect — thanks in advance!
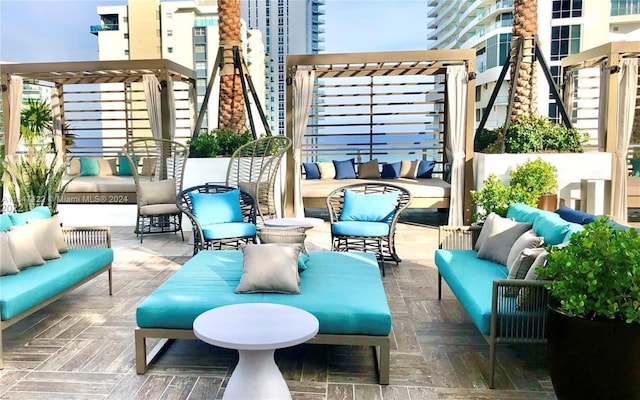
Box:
[62,226,111,249]
[491,279,551,343]
[438,225,480,250]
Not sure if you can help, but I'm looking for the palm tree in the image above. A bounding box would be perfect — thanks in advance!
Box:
[20,98,54,160]
[217,0,247,134]
[509,0,538,123]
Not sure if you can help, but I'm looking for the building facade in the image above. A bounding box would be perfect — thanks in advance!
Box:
[428,0,640,137]
[242,0,325,135]
[92,0,268,139]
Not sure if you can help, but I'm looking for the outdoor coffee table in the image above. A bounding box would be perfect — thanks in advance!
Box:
[263,217,324,231]
[193,303,319,400]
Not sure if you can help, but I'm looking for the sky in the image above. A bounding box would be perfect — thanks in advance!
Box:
[0,0,428,63]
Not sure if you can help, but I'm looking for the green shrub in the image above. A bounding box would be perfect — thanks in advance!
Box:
[470,174,533,221]
[474,127,502,152]
[504,114,588,153]
[188,128,253,158]
[539,217,640,324]
[509,158,558,197]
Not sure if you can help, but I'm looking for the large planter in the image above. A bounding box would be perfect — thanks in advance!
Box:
[537,193,558,211]
[182,157,230,190]
[547,307,640,400]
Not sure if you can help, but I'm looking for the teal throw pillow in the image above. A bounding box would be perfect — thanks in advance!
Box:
[339,189,399,222]
[188,189,244,225]
[0,214,13,231]
[118,154,139,176]
[79,157,100,176]
[8,206,52,226]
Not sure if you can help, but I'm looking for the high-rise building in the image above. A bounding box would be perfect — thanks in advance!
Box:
[428,0,640,137]
[92,0,268,139]
[242,0,325,135]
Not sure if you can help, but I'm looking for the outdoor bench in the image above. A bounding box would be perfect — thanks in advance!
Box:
[135,250,392,384]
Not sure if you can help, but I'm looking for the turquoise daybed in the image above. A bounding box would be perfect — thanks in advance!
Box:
[135,250,392,384]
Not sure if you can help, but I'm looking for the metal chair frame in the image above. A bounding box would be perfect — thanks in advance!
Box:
[177,183,257,254]
[326,182,412,275]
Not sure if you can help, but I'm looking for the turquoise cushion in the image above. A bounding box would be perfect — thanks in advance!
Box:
[332,221,390,237]
[79,157,100,176]
[136,250,391,336]
[202,222,256,240]
[0,214,13,231]
[563,222,584,243]
[435,249,508,335]
[339,189,398,222]
[188,189,243,225]
[8,206,52,226]
[117,154,138,176]
[298,253,310,272]
[533,211,570,245]
[506,203,540,224]
[0,248,113,321]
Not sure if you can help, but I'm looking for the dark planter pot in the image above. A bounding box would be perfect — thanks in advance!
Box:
[547,307,640,400]
[537,193,557,211]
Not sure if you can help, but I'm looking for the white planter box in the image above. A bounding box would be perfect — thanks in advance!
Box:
[473,152,613,211]
[182,157,230,190]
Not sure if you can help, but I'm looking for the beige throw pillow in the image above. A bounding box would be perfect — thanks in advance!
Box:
[506,229,544,272]
[11,219,61,260]
[68,158,81,175]
[140,157,158,176]
[400,160,419,178]
[0,232,19,276]
[316,161,336,180]
[235,244,301,294]
[138,179,176,206]
[7,229,46,269]
[98,158,117,176]
[477,216,532,266]
[358,159,380,179]
[28,215,68,254]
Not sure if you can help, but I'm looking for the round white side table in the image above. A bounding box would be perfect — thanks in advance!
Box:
[193,303,319,400]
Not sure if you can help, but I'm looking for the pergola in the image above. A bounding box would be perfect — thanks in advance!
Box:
[1,59,197,161]
[284,49,476,224]
[561,41,640,221]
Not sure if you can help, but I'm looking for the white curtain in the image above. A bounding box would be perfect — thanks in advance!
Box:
[611,58,638,221]
[445,65,468,226]
[292,67,315,218]
[166,78,176,140]
[597,61,608,152]
[143,74,162,140]
[7,76,23,157]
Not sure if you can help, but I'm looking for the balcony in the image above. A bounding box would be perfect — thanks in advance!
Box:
[90,24,119,35]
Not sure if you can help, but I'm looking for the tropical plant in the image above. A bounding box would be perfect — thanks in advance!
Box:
[218,0,246,133]
[5,146,72,214]
[504,114,588,153]
[539,217,640,324]
[187,128,252,158]
[470,174,531,221]
[509,158,558,196]
[20,98,53,155]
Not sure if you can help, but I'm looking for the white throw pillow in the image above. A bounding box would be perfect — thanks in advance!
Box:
[506,229,544,273]
[138,179,176,206]
[0,231,19,276]
[474,212,498,251]
[235,244,301,294]
[28,215,68,254]
[7,228,46,269]
[11,219,61,260]
[477,215,532,266]
[316,161,336,180]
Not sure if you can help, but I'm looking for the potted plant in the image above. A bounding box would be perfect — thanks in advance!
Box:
[538,217,640,399]
[187,128,253,158]
[509,158,558,211]
[470,174,530,222]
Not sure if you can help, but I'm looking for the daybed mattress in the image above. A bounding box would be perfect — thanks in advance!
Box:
[301,177,451,198]
[62,175,138,193]
[136,250,392,336]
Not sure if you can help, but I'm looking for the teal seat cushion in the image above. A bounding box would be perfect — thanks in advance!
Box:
[332,221,390,237]
[189,189,243,225]
[0,214,12,231]
[79,157,100,176]
[339,189,398,222]
[136,250,391,336]
[506,203,540,224]
[435,249,508,335]
[0,248,113,321]
[8,206,52,226]
[202,222,256,240]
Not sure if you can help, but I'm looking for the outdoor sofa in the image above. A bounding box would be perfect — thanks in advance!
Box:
[134,249,392,384]
[0,207,113,368]
[435,203,584,388]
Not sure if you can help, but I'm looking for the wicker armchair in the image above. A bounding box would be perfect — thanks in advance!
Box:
[327,182,412,275]
[177,183,257,254]
[225,136,292,222]
[122,138,188,243]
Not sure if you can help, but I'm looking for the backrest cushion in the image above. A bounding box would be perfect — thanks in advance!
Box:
[555,206,596,224]
[0,214,12,231]
[9,206,52,226]
[417,159,436,178]
[138,179,176,206]
[303,162,321,179]
[235,244,300,294]
[381,162,401,179]
[79,157,100,176]
[339,189,399,222]
[333,158,356,179]
[358,159,380,179]
[0,232,19,276]
[188,189,243,225]
[477,215,532,266]
[532,211,571,245]
[562,222,584,243]
[317,161,336,179]
[506,203,540,224]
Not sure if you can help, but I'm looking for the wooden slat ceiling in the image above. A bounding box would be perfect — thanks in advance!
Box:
[314,60,463,78]
[0,59,196,85]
